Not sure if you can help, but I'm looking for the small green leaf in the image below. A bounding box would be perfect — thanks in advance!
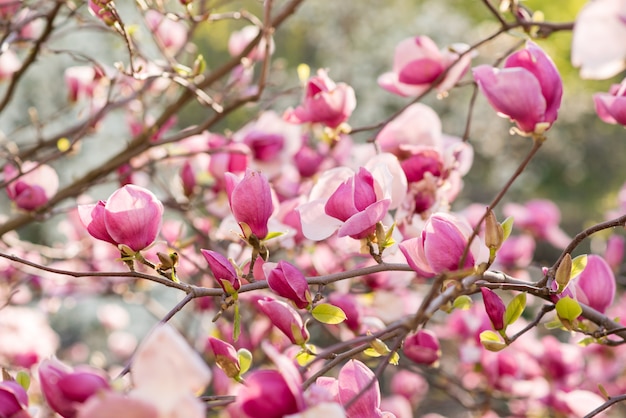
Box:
[501,217,514,241]
[388,352,400,365]
[295,344,316,366]
[453,295,472,310]
[570,254,588,279]
[577,337,596,347]
[312,303,347,325]
[364,347,382,358]
[504,293,526,327]
[264,231,285,241]
[556,296,582,322]
[479,330,507,352]
[544,318,564,329]
[237,349,252,376]
[15,371,30,391]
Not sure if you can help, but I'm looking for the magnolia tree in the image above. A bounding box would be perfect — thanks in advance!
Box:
[3,0,626,417]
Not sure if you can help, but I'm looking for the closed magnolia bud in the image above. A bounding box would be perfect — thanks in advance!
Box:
[481,288,506,331]
[4,161,59,211]
[555,253,572,293]
[484,209,504,251]
[207,337,240,379]
[225,169,274,241]
[257,298,309,346]
[267,261,311,309]
[200,249,241,293]
[403,329,440,366]
[0,381,29,418]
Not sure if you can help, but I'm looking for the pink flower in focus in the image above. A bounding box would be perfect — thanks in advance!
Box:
[574,255,616,313]
[338,360,389,418]
[4,161,59,211]
[503,199,570,249]
[284,69,356,128]
[225,169,274,240]
[399,212,481,278]
[144,10,187,54]
[403,329,440,366]
[228,25,275,61]
[0,381,29,418]
[267,261,311,309]
[257,298,309,345]
[594,80,626,126]
[378,36,472,97]
[572,0,626,79]
[207,337,241,379]
[473,41,562,135]
[481,288,506,331]
[200,249,241,292]
[39,358,110,418]
[78,184,164,252]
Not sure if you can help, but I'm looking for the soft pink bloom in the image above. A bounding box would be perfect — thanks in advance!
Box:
[503,199,570,249]
[228,25,275,61]
[64,66,105,103]
[284,69,356,128]
[207,337,240,379]
[39,358,110,418]
[4,161,59,211]
[78,185,164,252]
[225,169,274,240]
[267,261,311,309]
[575,255,616,313]
[0,381,29,418]
[494,234,536,270]
[403,329,440,366]
[378,36,472,97]
[200,249,241,292]
[88,0,115,26]
[328,293,362,332]
[399,212,481,278]
[144,10,187,54]
[594,81,626,126]
[208,135,249,191]
[299,154,406,241]
[389,370,428,407]
[604,235,625,272]
[0,49,20,81]
[131,324,211,417]
[338,360,389,418]
[572,0,626,79]
[473,41,562,134]
[481,288,506,331]
[0,0,20,19]
[257,298,309,345]
[77,392,159,418]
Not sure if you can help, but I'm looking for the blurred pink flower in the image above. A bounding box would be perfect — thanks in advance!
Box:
[0,49,20,81]
[78,184,164,252]
[378,36,472,97]
[88,0,115,26]
[0,381,29,418]
[4,161,59,211]
[403,329,440,366]
[572,0,626,79]
[284,69,356,128]
[145,10,187,54]
[503,199,570,249]
[594,80,626,126]
[228,25,275,61]
[473,41,562,134]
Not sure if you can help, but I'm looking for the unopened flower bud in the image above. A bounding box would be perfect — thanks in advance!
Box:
[555,253,572,293]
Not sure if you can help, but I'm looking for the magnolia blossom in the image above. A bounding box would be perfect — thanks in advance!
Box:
[594,80,626,126]
[78,184,164,252]
[473,41,562,135]
[228,25,275,61]
[0,381,29,418]
[0,49,20,81]
[503,199,570,249]
[571,0,626,79]
[200,249,241,292]
[574,255,616,313]
[88,0,115,26]
[400,212,482,278]
[144,10,187,54]
[378,36,472,97]
[257,298,309,345]
[4,161,59,211]
[225,169,274,240]
[403,329,441,366]
[481,288,506,331]
[298,153,407,241]
[207,337,241,379]
[266,260,311,309]
[284,69,356,128]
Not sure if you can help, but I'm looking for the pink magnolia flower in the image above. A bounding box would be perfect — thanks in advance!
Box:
[78,184,164,252]
[284,69,356,128]
[594,80,626,126]
[64,66,105,103]
[144,10,187,54]
[257,298,309,345]
[88,0,115,26]
[473,41,563,135]
[299,153,407,241]
[0,381,29,418]
[39,358,110,418]
[574,255,616,313]
[4,161,59,211]
[207,337,240,379]
[503,199,570,249]
[337,360,392,418]
[225,169,274,240]
[208,135,249,191]
[200,249,241,292]
[399,212,482,278]
[77,392,159,418]
[403,329,440,366]
[572,0,626,79]
[604,235,625,272]
[481,288,506,331]
[378,36,472,97]
[228,25,275,61]
[267,261,311,309]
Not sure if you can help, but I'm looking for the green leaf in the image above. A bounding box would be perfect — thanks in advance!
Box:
[264,231,285,241]
[237,349,252,376]
[501,217,514,241]
[479,330,507,352]
[312,303,347,325]
[544,318,564,329]
[570,254,588,279]
[556,296,582,322]
[233,300,241,342]
[388,352,400,365]
[453,295,472,310]
[577,337,596,347]
[364,347,382,358]
[15,371,30,391]
[504,293,526,327]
